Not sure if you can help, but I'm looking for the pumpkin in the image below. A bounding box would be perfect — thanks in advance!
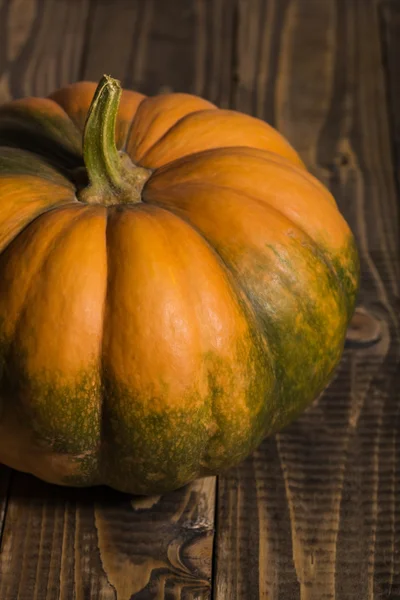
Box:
[0,76,359,495]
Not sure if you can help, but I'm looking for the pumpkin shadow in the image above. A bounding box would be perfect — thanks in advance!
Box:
[2,464,190,506]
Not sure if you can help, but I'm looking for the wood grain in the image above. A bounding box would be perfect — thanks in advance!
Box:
[0,473,215,599]
[81,0,235,105]
[381,0,400,184]
[214,0,400,598]
[0,0,91,102]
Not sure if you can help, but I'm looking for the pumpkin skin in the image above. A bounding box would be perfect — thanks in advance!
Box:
[0,78,359,495]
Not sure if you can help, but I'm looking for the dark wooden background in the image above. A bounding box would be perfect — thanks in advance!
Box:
[0,0,399,598]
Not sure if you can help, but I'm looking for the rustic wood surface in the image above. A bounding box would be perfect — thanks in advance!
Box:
[0,0,398,598]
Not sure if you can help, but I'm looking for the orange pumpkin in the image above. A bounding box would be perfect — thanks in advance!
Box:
[0,76,359,494]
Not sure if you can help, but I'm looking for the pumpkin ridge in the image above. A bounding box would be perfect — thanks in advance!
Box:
[10,206,91,342]
[127,92,216,161]
[0,146,75,189]
[0,97,83,169]
[122,95,149,153]
[143,177,354,315]
[139,197,276,387]
[139,109,303,169]
[138,193,263,328]
[148,201,279,387]
[206,183,354,315]
[138,108,221,165]
[48,81,98,131]
[95,202,275,491]
[0,196,79,256]
[99,207,110,481]
[134,108,219,165]
[0,208,94,436]
[147,146,336,208]
[204,230,348,425]
[0,206,107,483]
[141,184,332,396]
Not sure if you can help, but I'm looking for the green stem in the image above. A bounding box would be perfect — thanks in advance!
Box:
[78,75,150,205]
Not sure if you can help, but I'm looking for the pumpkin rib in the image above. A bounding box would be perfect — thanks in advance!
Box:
[126,92,216,161]
[2,205,107,476]
[98,207,110,481]
[8,205,104,360]
[234,189,353,315]
[121,95,147,152]
[144,148,347,259]
[134,198,266,347]
[130,107,213,163]
[145,185,321,325]
[0,146,76,190]
[48,82,99,131]
[138,109,303,169]
[116,89,148,150]
[0,190,79,256]
[140,194,276,368]
[140,202,283,454]
[221,185,354,313]
[98,203,275,488]
[128,108,216,165]
[0,204,88,346]
[0,97,83,166]
[146,146,336,208]
[144,147,359,304]
[144,179,353,321]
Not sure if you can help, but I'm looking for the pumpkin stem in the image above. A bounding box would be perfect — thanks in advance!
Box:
[78,75,150,205]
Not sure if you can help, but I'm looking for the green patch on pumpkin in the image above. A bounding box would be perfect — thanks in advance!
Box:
[0,146,75,189]
[210,231,358,433]
[0,104,83,169]
[98,327,274,494]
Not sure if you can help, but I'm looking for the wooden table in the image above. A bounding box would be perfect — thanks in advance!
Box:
[0,0,399,598]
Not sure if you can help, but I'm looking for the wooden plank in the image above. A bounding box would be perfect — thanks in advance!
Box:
[214,0,400,598]
[381,1,400,179]
[0,1,238,598]
[82,0,235,106]
[0,473,215,599]
[0,0,90,101]
[377,4,400,596]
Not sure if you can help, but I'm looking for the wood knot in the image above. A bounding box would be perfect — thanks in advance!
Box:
[345,307,382,347]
